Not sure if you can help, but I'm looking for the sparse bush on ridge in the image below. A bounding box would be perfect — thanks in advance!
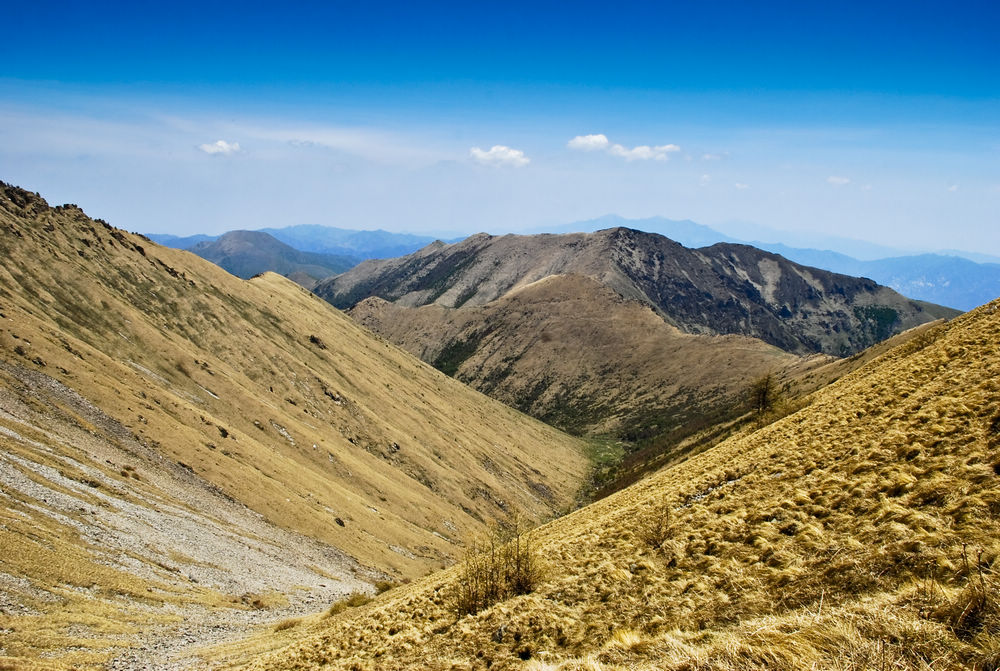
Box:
[325,591,372,618]
[454,513,542,616]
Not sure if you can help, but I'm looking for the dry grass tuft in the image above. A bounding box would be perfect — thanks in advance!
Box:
[272,617,301,632]
[326,592,373,618]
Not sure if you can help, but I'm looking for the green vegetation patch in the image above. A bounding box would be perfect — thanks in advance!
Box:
[854,305,900,342]
[432,334,481,377]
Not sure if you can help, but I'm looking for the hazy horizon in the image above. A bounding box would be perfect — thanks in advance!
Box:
[2,1,997,253]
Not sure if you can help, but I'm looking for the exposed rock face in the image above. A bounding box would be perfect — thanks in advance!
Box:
[318,227,958,356]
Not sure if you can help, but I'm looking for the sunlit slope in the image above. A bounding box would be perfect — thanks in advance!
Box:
[351,274,810,438]
[0,183,587,646]
[238,298,1000,670]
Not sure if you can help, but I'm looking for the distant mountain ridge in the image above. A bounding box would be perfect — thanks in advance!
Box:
[149,216,999,310]
[318,227,957,357]
[189,230,356,283]
[749,243,1000,312]
[258,224,447,259]
[148,224,446,261]
[540,215,998,311]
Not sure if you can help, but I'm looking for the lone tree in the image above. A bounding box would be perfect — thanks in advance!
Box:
[749,373,777,417]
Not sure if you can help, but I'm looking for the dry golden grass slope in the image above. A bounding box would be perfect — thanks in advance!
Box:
[350,274,813,440]
[0,183,587,668]
[228,295,1000,670]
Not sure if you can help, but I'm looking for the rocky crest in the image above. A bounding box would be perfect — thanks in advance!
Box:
[318,227,958,356]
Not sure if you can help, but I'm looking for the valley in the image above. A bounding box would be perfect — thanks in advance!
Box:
[219,290,1000,671]
[0,181,992,670]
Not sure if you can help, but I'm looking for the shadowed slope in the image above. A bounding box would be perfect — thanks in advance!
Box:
[229,296,1000,671]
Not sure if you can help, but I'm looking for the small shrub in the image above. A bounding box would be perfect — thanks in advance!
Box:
[273,617,301,632]
[640,508,672,549]
[374,580,397,594]
[325,591,372,618]
[454,513,542,616]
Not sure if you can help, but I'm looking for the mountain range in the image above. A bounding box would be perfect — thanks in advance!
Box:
[318,228,957,487]
[151,216,999,311]
[318,228,956,357]
[189,230,356,284]
[538,215,1000,311]
[148,225,444,262]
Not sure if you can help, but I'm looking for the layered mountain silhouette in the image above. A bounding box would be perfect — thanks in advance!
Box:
[318,228,957,357]
[189,230,357,284]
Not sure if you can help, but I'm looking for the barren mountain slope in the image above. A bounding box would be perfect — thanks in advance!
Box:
[350,274,812,439]
[229,296,1000,671]
[0,183,588,667]
[318,228,957,356]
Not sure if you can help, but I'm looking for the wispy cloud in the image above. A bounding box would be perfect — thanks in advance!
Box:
[198,140,241,155]
[734,182,750,190]
[568,134,680,161]
[236,124,444,165]
[826,175,851,186]
[699,174,711,186]
[469,145,530,167]
[948,184,959,192]
[567,134,610,151]
[701,153,724,161]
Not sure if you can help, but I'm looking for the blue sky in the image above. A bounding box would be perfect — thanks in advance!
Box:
[1,1,998,253]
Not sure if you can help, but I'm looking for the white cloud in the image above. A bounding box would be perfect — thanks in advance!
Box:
[861,184,873,191]
[568,134,680,161]
[469,145,530,167]
[948,184,959,192]
[702,153,723,161]
[198,140,241,155]
[608,143,681,161]
[567,134,610,151]
[826,175,851,186]
[734,182,750,190]
[699,174,711,186]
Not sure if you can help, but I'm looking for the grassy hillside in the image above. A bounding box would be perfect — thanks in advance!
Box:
[352,274,807,438]
[350,273,828,497]
[0,182,588,667]
[223,296,1000,670]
